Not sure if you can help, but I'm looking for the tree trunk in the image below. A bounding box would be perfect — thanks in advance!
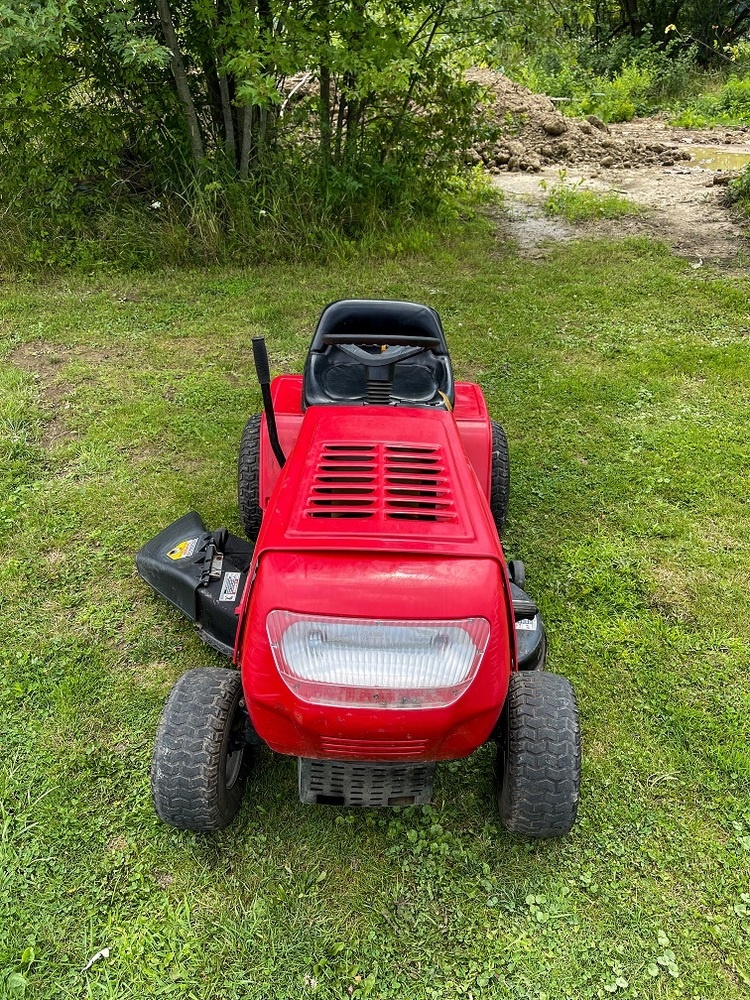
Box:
[239,105,254,179]
[202,57,225,145]
[344,95,360,165]
[217,46,236,165]
[334,84,346,163]
[319,64,332,168]
[155,0,204,166]
[618,0,642,38]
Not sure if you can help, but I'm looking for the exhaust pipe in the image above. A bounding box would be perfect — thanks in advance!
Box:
[252,336,286,468]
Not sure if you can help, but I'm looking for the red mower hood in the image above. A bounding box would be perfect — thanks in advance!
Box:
[234,406,515,760]
[255,405,502,559]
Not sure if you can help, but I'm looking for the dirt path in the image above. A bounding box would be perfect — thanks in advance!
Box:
[469,70,750,266]
[493,126,750,266]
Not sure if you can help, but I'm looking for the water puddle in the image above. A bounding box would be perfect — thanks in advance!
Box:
[503,201,575,253]
[687,146,750,171]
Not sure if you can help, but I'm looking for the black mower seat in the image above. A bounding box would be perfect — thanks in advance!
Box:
[303,299,455,409]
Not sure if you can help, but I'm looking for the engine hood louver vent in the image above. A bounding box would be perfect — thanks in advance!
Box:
[307,444,377,519]
[305,442,456,523]
[384,445,454,521]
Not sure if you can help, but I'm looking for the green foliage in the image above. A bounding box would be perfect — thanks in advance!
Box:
[671,74,750,125]
[512,36,708,122]
[0,1,506,265]
[726,163,750,215]
[540,172,641,221]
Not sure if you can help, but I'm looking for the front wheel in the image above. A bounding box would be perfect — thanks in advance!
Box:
[497,671,581,838]
[151,668,249,831]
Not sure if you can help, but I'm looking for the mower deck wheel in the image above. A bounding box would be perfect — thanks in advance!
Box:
[238,413,263,540]
[498,671,580,838]
[151,668,249,831]
[490,420,510,535]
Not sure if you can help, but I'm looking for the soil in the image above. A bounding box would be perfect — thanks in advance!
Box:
[10,340,76,447]
[470,69,750,266]
[9,340,126,448]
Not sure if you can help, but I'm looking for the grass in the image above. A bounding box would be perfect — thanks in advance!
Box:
[541,174,641,223]
[1,222,749,999]
[670,75,750,128]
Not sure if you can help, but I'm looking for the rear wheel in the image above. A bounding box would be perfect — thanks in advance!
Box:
[238,413,263,540]
[151,668,249,831]
[497,671,580,838]
[490,420,510,535]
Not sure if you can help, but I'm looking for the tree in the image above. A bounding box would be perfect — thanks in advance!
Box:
[0,0,498,234]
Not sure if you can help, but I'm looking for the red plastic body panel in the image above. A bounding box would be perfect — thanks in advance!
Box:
[242,554,510,760]
[237,403,516,762]
[259,376,492,510]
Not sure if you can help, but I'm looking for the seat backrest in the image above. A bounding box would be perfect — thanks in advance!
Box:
[303,299,454,409]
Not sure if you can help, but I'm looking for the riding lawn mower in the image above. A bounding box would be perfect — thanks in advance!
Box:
[137,299,580,836]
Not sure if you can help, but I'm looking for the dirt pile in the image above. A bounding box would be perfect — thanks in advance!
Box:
[467,69,691,173]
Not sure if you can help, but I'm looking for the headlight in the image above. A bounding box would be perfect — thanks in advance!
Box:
[266,611,490,709]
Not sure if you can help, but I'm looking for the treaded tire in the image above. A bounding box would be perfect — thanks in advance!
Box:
[498,671,580,838]
[238,413,263,540]
[151,668,248,831]
[490,420,510,535]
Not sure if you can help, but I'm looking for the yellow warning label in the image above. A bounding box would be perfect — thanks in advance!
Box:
[167,537,198,560]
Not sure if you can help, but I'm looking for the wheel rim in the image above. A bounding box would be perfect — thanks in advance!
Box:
[225,714,245,789]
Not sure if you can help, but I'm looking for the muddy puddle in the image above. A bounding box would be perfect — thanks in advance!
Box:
[686,146,750,171]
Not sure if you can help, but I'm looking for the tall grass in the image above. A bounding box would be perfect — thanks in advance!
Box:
[0,160,492,271]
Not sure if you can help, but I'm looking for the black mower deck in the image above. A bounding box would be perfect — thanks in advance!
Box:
[135,512,253,657]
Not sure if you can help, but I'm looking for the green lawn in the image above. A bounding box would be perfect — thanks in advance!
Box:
[1,227,749,999]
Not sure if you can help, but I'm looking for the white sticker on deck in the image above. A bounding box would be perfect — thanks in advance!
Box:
[515,616,538,631]
[219,572,241,602]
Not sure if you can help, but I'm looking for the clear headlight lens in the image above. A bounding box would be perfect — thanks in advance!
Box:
[266,611,490,709]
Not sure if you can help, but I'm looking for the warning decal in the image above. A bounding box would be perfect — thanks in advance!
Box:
[219,572,241,602]
[166,537,199,561]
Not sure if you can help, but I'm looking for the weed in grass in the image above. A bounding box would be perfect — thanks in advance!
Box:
[540,171,641,223]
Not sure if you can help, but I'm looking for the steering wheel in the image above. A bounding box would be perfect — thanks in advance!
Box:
[323,329,441,371]
[334,342,427,367]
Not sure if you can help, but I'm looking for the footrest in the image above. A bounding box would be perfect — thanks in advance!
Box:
[298,758,435,808]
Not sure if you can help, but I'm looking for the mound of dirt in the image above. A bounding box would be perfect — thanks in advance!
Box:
[467,69,691,173]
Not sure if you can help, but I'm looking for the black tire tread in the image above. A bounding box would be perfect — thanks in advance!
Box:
[498,671,580,838]
[238,413,263,540]
[490,419,510,535]
[151,668,247,831]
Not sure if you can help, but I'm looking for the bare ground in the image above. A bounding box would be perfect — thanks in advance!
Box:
[9,340,127,448]
[470,70,750,266]
[493,131,750,266]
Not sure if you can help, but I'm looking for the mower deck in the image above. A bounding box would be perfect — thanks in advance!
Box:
[135,511,252,657]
